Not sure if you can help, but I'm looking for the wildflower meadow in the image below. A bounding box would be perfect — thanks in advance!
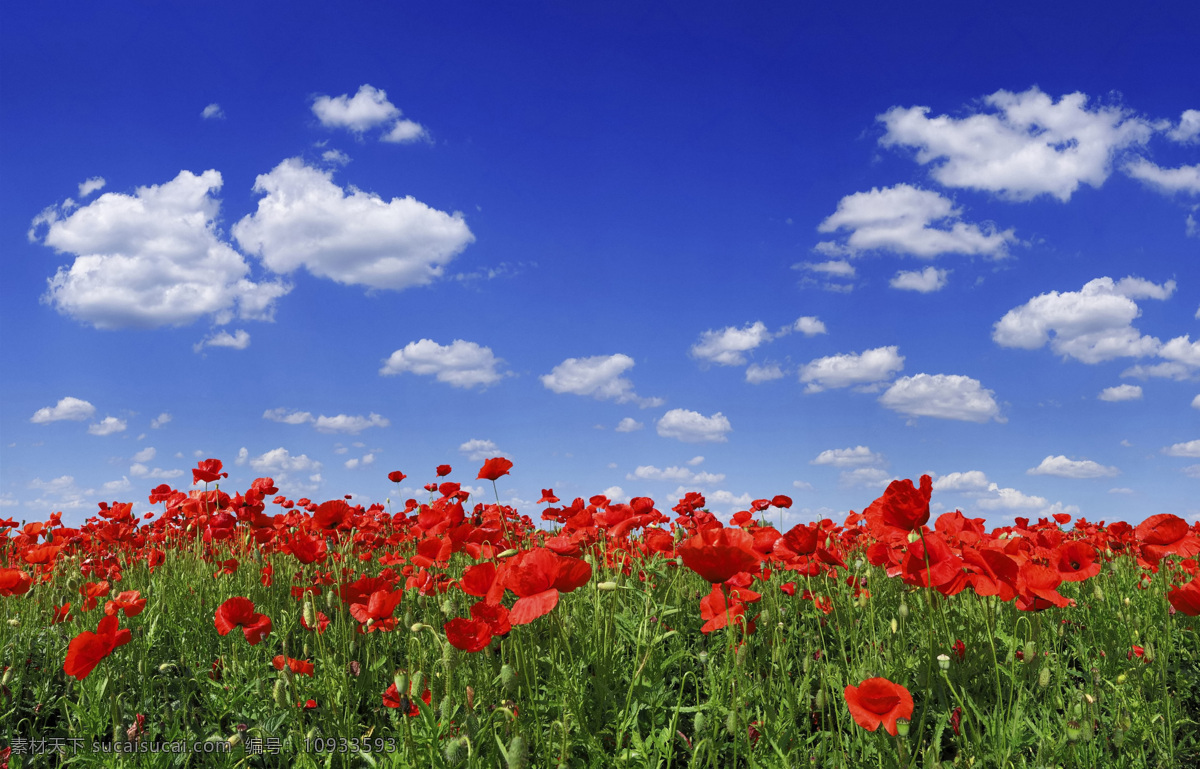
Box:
[2,457,1199,768]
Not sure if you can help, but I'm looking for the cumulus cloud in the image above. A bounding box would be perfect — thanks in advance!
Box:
[27,476,94,510]
[932,470,991,492]
[193,329,250,353]
[816,185,1015,258]
[132,447,156,463]
[201,103,225,120]
[541,354,661,407]
[1027,455,1120,478]
[1160,336,1200,367]
[263,408,315,425]
[312,84,427,142]
[78,177,106,197]
[974,483,1048,510]
[839,467,894,488]
[344,453,376,470]
[380,339,507,388]
[31,396,95,423]
[690,321,772,366]
[249,447,322,474]
[879,373,1003,423]
[626,465,725,485]
[794,259,856,278]
[992,276,1174,364]
[1099,384,1143,402]
[32,169,291,330]
[314,413,389,434]
[130,463,184,480]
[322,149,351,166]
[615,417,644,432]
[1162,440,1200,458]
[793,316,827,336]
[812,446,885,467]
[799,346,904,393]
[232,158,473,291]
[879,87,1154,201]
[656,409,731,443]
[88,416,127,436]
[745,362,785,384]
[150,412,171,429]
[891,266,949,293]
[1124,159,1200,195]
[1193,394,1200,410]
[1166,110,1200,144]
[687,456,704,466]
[459,438,509,461]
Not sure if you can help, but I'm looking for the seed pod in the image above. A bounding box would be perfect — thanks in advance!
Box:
[2,668,13,686]
[498,548,519,559]
[442,597,457,616]
[815,688,826,710]
[506,735,529,769]
[303,600,316,628]
[1092,585,1104,602]
[1143,643,1155,663]
[500,664,517,694]
[393,673,408,696]
[890,619,898,634]
[736,644,748,668]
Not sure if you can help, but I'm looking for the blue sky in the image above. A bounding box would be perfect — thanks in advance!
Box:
[2,1,1198,528]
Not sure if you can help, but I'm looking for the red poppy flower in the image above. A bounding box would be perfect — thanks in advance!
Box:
[297,699,318,709]
[1015,563,1070,611]
[1053,541,1100,582]
[80,580,111,611]
[879,475,933,532]
[504,548,593,625]
[214,597,273,645]
[64,614,132,680]
[104,590,146,618]
[538,489,560,504]
[52,602,73,624]
[192,458,228,485]
[273,655,315,676]
[460,562,497,597]
[0,567,32,596]
[477,457,514,481]
[843,677,914,736]
[436,465,452,477]
[470,601,511,636]
[770,495,793,509]
[1136,514,1200,562]
[382,682,432,716]
[445,617,493,652]
[1168,576,1200,616]
[301,610,331,634]
[349,588,404,632]
[678,527,763,584]
[388,471,407,483]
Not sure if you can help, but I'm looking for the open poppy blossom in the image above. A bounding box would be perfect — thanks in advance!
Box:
[477,457,514,481]
[678,527,762,584]
[0,567,32,596]
[104,590,146,618]
[192,458,229,485]
[64,614,132,680]
[1168,576,1200,616]
[504,547,592,625]
[843,677,914,736]
[273,655,315,676]
[349,588,405,632]
[444,617,493,652]
[388,471,407,483]
[214,597,273,645]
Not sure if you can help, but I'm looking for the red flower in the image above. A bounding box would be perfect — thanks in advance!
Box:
[273,655,315,676]
[460,562,497,597]
[445,617,492,652]
[436,465,453,477]
[298,699,318,709]
[477,457,514,481]
[879,475,933,532]
[951,639,966,662]
[0,567,32,597]
[52,602,73,624]
[388,471,407,483]
[64,615,132,680]
[214,597,273,645]
[1053,541,1101,582]
[192,458,228,485]
[382,682,432,716]
[538,489,560,504]
[1015,563,1070,611]
[770,495,793,509]
[678,527,763,584]
[1136,514,1200,562]
[104,590,146,618]
[301,610,331,634]
[1168,576,1200,616]
[843,677,914,736]
[349,589,404,632]
[80,580,111,611]
[470,600,511,636]
[504,548,593,625]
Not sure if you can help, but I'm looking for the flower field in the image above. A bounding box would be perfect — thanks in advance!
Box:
[2,458,1199,768]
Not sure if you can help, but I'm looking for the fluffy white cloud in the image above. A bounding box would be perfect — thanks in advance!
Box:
[992,276,1173,364]
[812,446,884,467]
[78,177,106,197]
[1193,394,1200,410]
[687,456,704,466]
[32,169,291,330]
[31,396,95,423]
[879,87,1154,201]
[839,468,894,488]
[1099,384,1143,402]
[1166,110,1200,144]
[264,408,315,425]
[879,373,1003,423]
[1160,336,1200,367]
[792,480,814,491]
[312,84,427,142]
[1162,440,1200,458]
[656,409,731,443]
[628,465,692,482]
[249,447,322,474]
[799,346,904,393]
[345,453,376,470]
[1124,159,1200,195]
[1027,455,1120,478]
[974,483,1048,510]
[380,339,507,388]
[891,266,949,293]
[745,362,785,384]
[615,417,644,432]
[794,259,855,278]
[132,447,156,463]
[314,413,389,434]
[151,412,171,429]
[28,476,93,510]
[541,354,661,406]
[817,185,1015,258]
[932,471,991,491]
[459,438,509,461]
[193,329,250,353]
[201,103,225,120]
[1120,362,1193,381]
[233,158,472,291]
[88,416,127,436]
[793,316,827,336]
[690,321,772,366]
[130,463,183,479]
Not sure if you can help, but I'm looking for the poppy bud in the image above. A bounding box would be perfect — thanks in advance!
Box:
[411,671,424,694]
[898,602,909,620]
[815,688,826,709]
[466,686,475,711]
[597,581,618,591]
[736,644,748,668]
[1,668,12,686]
[441,597,457,616]
[907,531,921,544]
[1143,643,1155,663]
[306,727,319,743]
[303,600,316,628]
[693,711,706,736]
[890,619,898,634]
[273,679,289,708]
[1092,585,1104,602]
[725,709,738,735]
[325,590,337,611]
[440,693,455,721]
[498,548,518,558]
[444,737,462,764]
[1038,668,1051,688]
[500,664,516,694]
[506,735,529,769]
[1113,728,1126,747]
[1116,673,1127,685]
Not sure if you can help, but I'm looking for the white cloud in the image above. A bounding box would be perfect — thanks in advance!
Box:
[1124,159,1200,195]
[1183,465,1200,479]
[201,103,225,120]
[150,412,172,429]
[193,329,250,353]
[992,276,1173,364]
[88,417,127,436]
[817,185,1015,258]
[1108,487,1134,494]
[656,409,732,443]
[130,463,184,480]
[708,490,754,508]
[102,477,132,494]
[792,480,814,491]
[1192,394,1200,410]
[879,87,1154,201]
[132,447,156,463]
[746,362,785,384]
[794,259,855,278]
[879,373,1003,423]
[28,476,93,510]
[628,465,692,482]
[690,321,772,366]
[601,486,628,504]
[932,470,991,491]
[839,467,894,488]
[1162,440,1200,458]
[1120,362,1194,381]
[31,396,95,423]
[235,447,248,465]
[541,354,661,406]
[380,339,507,388]
[264,408,315,425]
[459,438,510,461]
[1099,384,1143,402]
[314,413,389,434]
[78,177,106,197]
[890,266,949,293]
[799,346,904,393]
[1027,455,1120,479]
[322,149,351,166]
[811,446,884,467]
[249,447,322,474]
[32,169,291,330]
[1160,336,1200,367]
[975,483,1048,511]
[1166,110,1200,144]
[382,120,427,143]
[793,316,827,336]
[615,417,644,432]
[232,158,472,291]
[687,456,704,466]
[344,453,376,470]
